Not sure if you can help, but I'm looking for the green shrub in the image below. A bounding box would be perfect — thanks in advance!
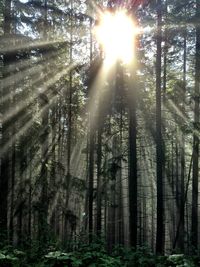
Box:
[44,251,82,267]
[167,254,196,267]
[0,240,199,267]
[0,251,19,267]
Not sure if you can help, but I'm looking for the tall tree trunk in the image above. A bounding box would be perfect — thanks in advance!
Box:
[66,0,73,198]
[18,144,24,245]
[128,64,137,247]
[178,27,187,251]
[191,0,200,250]
[156,0,164,254]
[9,115,16,244]
[88,121,95,242]
[28,150,32,243]
[38,0,49,247]
[118,89,124,245]
[64,0,73,243]
[96,106,102,236]
[88,118,95,242]
[88,16,94,242]
[9,56,17,243]
[0,0,12,238]
[38,94,49,246]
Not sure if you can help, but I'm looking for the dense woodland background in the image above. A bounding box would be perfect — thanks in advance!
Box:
[0,0,200,263]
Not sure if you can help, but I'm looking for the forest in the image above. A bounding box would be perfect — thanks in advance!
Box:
[0,0,200,266]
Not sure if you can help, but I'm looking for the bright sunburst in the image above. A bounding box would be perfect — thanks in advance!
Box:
[95,10,137,65]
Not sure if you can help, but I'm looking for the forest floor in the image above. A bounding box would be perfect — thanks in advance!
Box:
[0,241,199,266]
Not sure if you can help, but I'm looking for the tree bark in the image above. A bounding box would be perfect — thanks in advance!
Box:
[88,16,94,242]
[191,0,200,250]
[0,0,12,237]
[156,0,164,254]
[128,63,137,248]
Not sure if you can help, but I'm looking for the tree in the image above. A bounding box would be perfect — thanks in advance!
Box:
[0,0,12,238]
[156,0,164,254]
[128,62,138,247]
[191,0,200,250]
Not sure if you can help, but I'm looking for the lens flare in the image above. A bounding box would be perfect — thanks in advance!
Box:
[95,10,137,65]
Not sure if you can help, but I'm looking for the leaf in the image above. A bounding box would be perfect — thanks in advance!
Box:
[57,254,71,260]
[5,255,18,261]
[72,258,82,267]
[0,253,6,259]
[13,249,26,257]
[45,251,62,258]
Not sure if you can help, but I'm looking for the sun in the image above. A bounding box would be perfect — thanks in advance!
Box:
[95,10,137,65]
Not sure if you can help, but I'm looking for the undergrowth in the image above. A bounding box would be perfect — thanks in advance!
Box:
[0,238,199,267]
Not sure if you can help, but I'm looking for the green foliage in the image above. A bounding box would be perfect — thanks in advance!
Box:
[167,254,196,267]
[112,246,198,267]
[44,249,121,267]
[81,251,121,267]
[45,251,82,267]
[0,249,19,267]
[113,245,157,267]
[0,242,199,267]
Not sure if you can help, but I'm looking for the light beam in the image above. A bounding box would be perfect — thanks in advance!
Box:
[95,10,137,65]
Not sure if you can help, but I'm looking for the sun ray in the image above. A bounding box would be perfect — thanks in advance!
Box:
[0,38,69,54]
[1,96,54,158]
[2,48,66,79]
[0,61,78,157]
[1,49,68,102]
[2,62,77,125]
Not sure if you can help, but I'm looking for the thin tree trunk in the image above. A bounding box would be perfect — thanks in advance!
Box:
[9,123,15,243]
[28,150,32,243]
[178,28,187,251]
[191,0,200,250]
[128,64,137,247]
[173,152,193,250]
[0,0,12,238]
[156,0,164,254]
[96,109,102,236]
[88,119,95,242]
[66,0,73,196]
[118,106,124,245]
[88,16,94,242]
[38,0,49,246]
